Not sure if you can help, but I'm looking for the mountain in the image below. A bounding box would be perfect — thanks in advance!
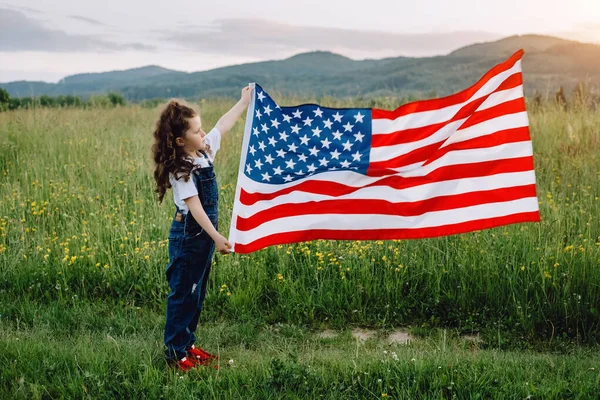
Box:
[2,35,599,101]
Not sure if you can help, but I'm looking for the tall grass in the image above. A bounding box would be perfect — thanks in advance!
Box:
[0,99,598,342]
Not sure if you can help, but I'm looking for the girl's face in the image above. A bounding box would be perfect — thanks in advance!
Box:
[183,115,208,152]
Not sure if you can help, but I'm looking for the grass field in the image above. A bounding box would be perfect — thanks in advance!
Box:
[0,99,599,398]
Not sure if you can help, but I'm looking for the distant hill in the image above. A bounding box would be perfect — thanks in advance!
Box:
[2,35,599,101]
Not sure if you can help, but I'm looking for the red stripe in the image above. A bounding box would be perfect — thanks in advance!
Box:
[236,184,538,231]
[368,124,531,171]
[371,73,524,148]
[240,155,534,205]
[458,97,526,130]
[371,50,524,120]
[233,211,540,253]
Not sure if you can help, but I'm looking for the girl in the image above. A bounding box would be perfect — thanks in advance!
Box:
[152,86,252,371]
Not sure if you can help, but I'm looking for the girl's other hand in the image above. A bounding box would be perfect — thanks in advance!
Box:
[215,233,233,255]
[240,85,252,106]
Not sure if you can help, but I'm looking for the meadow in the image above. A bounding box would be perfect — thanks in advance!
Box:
[0,98,599,398]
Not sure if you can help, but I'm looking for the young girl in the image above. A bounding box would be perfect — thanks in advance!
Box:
[152,86,252,371]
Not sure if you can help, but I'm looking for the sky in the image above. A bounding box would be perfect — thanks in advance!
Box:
[1,0,599,83]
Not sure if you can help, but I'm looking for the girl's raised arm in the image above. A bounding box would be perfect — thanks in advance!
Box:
[215,85,252,136]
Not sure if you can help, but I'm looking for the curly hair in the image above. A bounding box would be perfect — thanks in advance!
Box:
[152,99,198,203]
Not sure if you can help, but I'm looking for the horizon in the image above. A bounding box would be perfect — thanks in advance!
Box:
[1,0,600,83]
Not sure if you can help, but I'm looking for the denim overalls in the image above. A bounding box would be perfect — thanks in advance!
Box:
[164,155,218,362]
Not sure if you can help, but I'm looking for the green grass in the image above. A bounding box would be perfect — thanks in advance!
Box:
[2,300,600,399]
[0,99,599,397]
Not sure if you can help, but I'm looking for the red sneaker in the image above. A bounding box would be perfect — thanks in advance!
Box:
[187,345,219,362]
[187,345,220,370]
[171,356,196,372]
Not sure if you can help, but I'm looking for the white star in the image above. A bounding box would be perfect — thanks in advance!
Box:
[275,104,281,110]
[255,109,262,119]
[308,146,319,156]
[342,140,353,151]
[340,160,351,168]
[319,157,329,167]
[291,124,301,134]
[285,159,296,170]
[287,143,298,152]
[292,109,302,119]
[276,149,287,158]
[330,149,341,160]
[353,112,365,123]
[264,154,274,164]
[261,172,271,182]
[295,170,305,175]
[352,151,361,161]
[279,131,289,141]
[258,141,266,151]
[323,119,333,129]
[245,163,252,174]
[283,175,293,182]
[299,134,310,145]
[332,130,343,140]
[253,127,260,137]
[271,118,280,129]
[343,122,354,132]
[268,137,277,147]
[302,116,313,126]
[298,153,308,162]
[313,107,323,118]
[307,163,317,173]
[263,105,272,116]
[333,112,343,122]
[257,91,265,101]
[261,123,269,133]
[249,145,256,156]
[273,166,283,175]
[320,138,332,149]
[282,114,292,123]
[311,126,322,137]
[254,158,263,170]
[354,132,365,142]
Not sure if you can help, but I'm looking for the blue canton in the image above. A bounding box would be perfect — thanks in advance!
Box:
[244,84,372,184]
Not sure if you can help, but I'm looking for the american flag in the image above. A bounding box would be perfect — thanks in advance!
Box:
[228,50,540,254]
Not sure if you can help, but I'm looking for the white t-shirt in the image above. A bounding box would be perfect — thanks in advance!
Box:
[169,127,221,214]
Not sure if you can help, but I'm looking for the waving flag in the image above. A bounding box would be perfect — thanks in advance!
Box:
[228,50,540,253]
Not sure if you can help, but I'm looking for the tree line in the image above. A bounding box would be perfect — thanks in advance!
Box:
[0,89,126,111]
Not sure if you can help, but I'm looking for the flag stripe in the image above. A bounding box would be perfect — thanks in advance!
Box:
[233,211,540,253]
[236,184,538,231]
[234,197,540,246]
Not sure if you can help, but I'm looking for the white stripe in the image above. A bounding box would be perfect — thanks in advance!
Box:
[371,61,522,135]
[477,85,524,111]
[234,197,540,245]
[441,112,529,148]
[239,141,534,195]
[236,170,537,218]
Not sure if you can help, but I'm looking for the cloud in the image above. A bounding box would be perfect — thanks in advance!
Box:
[67,15,110,27]
[0,9,155,52]
[157,18,503,59]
